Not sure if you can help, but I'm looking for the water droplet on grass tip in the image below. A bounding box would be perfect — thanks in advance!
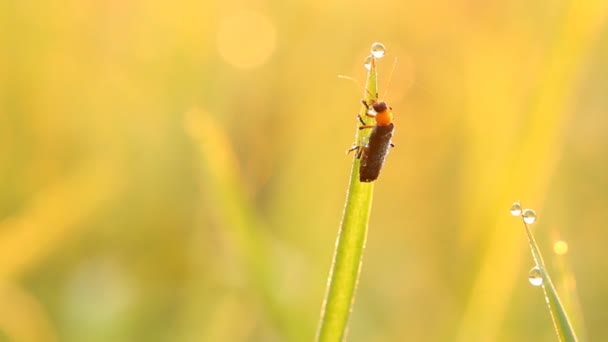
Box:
[522,209,537,224]
[364,55,373,70]
[510,202,522,216]
[528,266,543,286]
[370,42,386,58]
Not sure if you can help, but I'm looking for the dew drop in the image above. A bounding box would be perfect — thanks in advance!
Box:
[510,201,522,216]
[522,209,537,224]
[370,42,386,58]
[363,55,373,70]
[528,266,544,286]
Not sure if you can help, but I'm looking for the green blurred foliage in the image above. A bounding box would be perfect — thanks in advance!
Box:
[1,0,607,341]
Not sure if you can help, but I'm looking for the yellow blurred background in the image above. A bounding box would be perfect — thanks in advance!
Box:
[1,0,607,341]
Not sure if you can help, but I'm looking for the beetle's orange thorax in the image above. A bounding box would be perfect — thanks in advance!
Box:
[372,100,393,126]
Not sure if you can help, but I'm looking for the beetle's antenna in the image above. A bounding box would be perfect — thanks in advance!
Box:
[337,74,362,88]
[381,57,398,100]
[338,74,376,100]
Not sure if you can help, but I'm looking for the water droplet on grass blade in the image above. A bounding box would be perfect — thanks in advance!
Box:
[522,209,537,224]
[370,42,386,58]
[364,55,373,70]
[528,266,543,286]
[510,202,522,216]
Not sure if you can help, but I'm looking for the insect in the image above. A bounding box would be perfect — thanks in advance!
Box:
[343,55,397,182]
[353,97,395,182]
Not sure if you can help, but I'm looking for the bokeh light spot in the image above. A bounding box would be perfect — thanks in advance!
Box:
[553,240,568,255]
[217,10,276,69]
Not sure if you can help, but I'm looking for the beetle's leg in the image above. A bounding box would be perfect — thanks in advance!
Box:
[357,111,375,129]
[361,99,369,110]
[357,146,368,159]
[360,99,377,119]
[347,144,359,155]
[347,144,369,160]
[357,114,366,125]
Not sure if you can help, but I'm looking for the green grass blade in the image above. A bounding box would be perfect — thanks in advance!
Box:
[517,206,578,342]
[315,55,380,342]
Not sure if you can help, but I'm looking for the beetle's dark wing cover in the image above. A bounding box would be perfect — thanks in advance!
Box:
[359,123,394,182]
